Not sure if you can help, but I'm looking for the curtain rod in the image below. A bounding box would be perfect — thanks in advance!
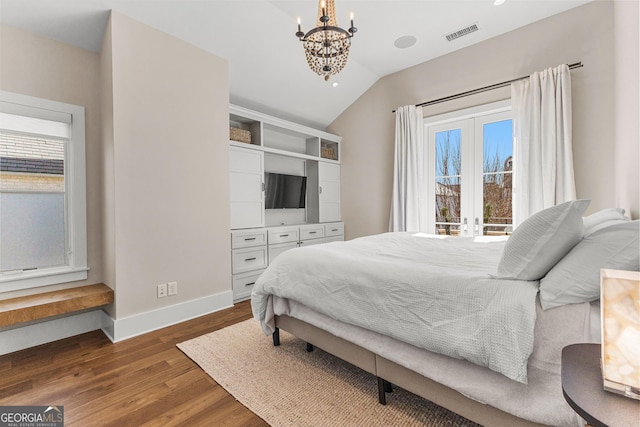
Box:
[392,61,583,113]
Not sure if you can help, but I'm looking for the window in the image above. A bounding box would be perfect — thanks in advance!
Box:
[0,91,87,291]
[424,101,513,236]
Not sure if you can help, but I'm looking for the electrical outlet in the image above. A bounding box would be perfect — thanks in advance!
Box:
[168,281,178,296]
[157,283,167,298]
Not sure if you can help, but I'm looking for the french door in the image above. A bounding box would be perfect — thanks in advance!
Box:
[424,104,513,236]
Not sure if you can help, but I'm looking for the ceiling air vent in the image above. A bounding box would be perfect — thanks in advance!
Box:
[445,23,479,42]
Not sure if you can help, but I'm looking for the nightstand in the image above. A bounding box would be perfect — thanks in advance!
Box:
[561,343,640,427]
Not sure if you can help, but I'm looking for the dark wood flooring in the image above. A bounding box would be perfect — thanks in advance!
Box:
[0,300,269,426]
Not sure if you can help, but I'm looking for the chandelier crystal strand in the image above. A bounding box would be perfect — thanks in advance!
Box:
[296,0,356,81]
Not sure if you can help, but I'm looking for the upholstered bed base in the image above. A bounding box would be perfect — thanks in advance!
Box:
[274,314,543,427]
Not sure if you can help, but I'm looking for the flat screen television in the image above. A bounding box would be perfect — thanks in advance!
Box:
[264,172,307,209]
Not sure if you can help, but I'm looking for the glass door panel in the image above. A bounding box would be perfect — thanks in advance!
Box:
[435,129,461,235]
[480,118,513,235]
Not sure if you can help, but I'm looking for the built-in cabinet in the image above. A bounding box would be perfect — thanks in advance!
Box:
[228,105,344,302]
[231,222,344,301]
[229,146,264,229]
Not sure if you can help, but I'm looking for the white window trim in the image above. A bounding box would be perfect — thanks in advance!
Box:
[0,90,88,292]
[423,100,512,234]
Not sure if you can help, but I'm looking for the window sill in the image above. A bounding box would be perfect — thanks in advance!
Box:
[0,266,89,293]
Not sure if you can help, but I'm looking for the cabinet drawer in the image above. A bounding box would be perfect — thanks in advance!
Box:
[233,269,265,302]
[268,227,299,244]
[325,235,344,243]
[324,223,344,237]
[232,246,267,274]
[299,225,325,240]
[232,229,267,249]
[299,238,326,247]
[268,242,298,264]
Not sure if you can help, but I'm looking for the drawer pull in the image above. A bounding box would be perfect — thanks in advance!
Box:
[245,257,257,261]
[245,282,255,287]
[280,234,289,237]
[309,231,317,234]
[244,237,257,241]
[331,229,338,232]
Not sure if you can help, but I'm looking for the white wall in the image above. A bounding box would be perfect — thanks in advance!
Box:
[103,12,231,335]
[614,0,640,219]
[0,24,103,297]
[329,1,636,239]
[0,12,233,346]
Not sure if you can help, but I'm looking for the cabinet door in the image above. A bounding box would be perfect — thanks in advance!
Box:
[318,162,341,222]
[230,146,265,229]
[268,242,298,264]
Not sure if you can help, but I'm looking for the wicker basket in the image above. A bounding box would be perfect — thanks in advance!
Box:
[321,146,337,160]
[230,127,251,143]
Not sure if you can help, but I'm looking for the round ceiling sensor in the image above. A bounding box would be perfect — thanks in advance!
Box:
[394,35,417,49]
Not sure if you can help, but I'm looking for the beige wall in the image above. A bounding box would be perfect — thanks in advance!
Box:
[0,24,103,297]
[329,1,635,239]
[614,0,640,219]
[104,12,230,318]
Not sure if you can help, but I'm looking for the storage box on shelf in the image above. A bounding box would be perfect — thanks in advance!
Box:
[228,105,340,163]
[230,127,251,143]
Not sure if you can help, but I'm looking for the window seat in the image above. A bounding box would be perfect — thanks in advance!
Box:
[0,283,113,328]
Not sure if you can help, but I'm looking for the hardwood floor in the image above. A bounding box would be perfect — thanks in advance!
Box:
[0,300,269,426]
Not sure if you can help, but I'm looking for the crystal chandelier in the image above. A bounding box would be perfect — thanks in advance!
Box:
[295,0,357,81]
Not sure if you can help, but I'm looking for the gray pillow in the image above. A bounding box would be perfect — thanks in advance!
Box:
[539,220,640,310]
[583,207,628,237]
[495,200,590,280]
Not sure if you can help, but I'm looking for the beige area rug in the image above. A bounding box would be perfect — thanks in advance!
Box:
[177,319,481,427]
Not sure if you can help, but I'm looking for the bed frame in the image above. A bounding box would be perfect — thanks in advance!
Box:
[273,314,544,427]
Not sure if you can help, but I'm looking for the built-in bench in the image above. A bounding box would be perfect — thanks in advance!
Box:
[0,283,114,328]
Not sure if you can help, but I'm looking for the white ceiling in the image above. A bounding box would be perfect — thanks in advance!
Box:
[0,0,592,128]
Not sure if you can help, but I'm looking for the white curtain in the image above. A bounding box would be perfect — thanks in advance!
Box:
[389,105,424,232]
[511,64,576,227]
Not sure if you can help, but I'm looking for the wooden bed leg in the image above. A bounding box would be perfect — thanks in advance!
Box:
[272,328,280,346]
[377,377,388,405]
[306,342,314,352]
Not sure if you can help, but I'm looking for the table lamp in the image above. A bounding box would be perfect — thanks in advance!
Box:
[600,268,640,400]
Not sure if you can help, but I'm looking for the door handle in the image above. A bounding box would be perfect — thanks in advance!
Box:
[475,218,480,235]
[463,218,468,234]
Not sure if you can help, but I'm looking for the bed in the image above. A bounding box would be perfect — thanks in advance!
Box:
[251,201,640,426]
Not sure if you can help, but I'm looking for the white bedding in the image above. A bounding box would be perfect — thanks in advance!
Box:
[252,232,539,383]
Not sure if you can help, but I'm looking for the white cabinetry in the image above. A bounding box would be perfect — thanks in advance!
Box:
[319,162,341,223]
[231,228,267,301]
[229,105,345,302]
[230,146,264,229]
[267,222,344,263]
[324,222,345,242]
[230,222,344,301]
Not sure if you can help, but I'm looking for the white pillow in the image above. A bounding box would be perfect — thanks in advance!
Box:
[495,200,590,280]
[540,220,640,310]
[583,208,628,236]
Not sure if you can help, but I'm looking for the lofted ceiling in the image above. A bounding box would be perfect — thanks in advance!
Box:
[0,0,592,128]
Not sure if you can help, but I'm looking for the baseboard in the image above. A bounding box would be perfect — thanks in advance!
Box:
[102,290,234,343]
[0,310,104,355]
[0,290,234,355]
